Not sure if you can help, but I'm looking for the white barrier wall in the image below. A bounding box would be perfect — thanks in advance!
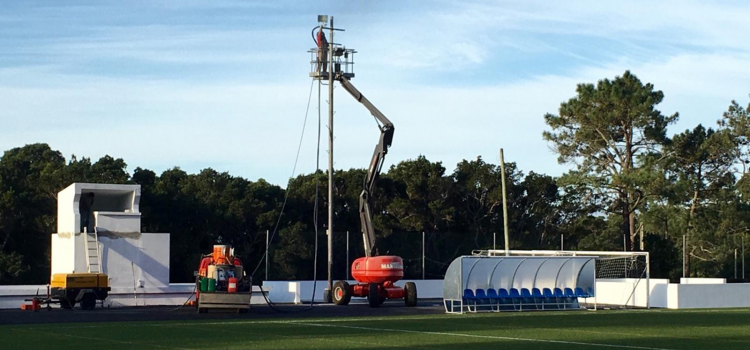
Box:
[5,280,750,309]
[680,278,726,284]
[595,278,670,308]
[670,283,750,309]
[263,280,444,304]
[0,284,270,309]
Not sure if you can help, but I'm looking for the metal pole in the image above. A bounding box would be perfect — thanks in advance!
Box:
[265,230,269,281]
[743,235,745,280]
[422,231,425,280]
[493,232,496,251]
[682,235,687,278]
[561,234,564,251]
[326,16,335,303]
[623,234,627,252]
[346,231,349,279]
[499,149,510,256]
[645,252,651,309]
[735,248,738,280]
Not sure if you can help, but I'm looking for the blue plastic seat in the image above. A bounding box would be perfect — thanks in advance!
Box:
[487,288,499,300]
[509,288,521,299]
[532,288,543,298]
[564,288,576,298]
[554,288,565,298]
[586,287,595,297]
[498,288,510,299]
[463,289,477,300]
[521,288,532,299]
[575,287,587,298]
[542,288,554,299]
[476,289,489,300]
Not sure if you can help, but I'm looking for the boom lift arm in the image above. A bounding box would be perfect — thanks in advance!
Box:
[336,74,394,257]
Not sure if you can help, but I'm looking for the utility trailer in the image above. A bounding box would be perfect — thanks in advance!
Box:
[195,245,252,313]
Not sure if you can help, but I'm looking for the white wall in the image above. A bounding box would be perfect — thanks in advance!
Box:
[680,278,726,284]
[94,212,141,234]
[99,233,170,289]
[594,278,670,308]
[57,183,141,234]
[671,283,750,309]
[264,280,443,304]
[0,284,270,309]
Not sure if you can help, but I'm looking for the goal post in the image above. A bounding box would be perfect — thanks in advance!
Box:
[475,250,651,309]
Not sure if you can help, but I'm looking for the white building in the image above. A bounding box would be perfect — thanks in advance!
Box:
[51,183,170,290]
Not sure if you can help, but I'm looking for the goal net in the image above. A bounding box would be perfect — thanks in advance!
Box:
[473,250,651,308]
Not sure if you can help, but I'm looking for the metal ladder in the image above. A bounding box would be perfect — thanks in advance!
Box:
[83,227,102,273]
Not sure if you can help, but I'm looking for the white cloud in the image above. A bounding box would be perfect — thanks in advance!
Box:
[2,1,750,186]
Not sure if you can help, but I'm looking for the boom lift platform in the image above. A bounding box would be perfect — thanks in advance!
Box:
[310,16,417,308]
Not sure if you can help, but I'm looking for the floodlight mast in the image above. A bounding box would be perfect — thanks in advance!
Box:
[326,15,335,304]
[312,15,394,302]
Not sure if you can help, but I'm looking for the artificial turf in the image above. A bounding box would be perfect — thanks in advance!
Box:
[3,308,750,350]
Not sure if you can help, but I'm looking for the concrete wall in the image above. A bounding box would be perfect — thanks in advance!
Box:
[594,278,670,308]
[50,232,170,289]
[99,232,170,289]
[680,278,726,284]
[264,280,444,304]
[670,283,750,309]
[57,183,141,234]
[94,212,141,234]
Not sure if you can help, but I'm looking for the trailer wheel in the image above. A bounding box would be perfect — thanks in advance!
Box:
[60,298,74,309]
[368,283,380,308]
[80,293,97,310]
[333,281,351,306]
[404,282,417,307]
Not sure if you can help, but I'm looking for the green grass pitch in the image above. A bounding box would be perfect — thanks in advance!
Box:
[4,309,750,349]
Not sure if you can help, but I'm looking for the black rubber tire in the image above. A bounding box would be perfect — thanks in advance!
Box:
[368,283,380,308]
[404,282,417,307]
[80,293,96,310]
[60,298,75,309]
[332,281,351,306]
[378,294,386,305]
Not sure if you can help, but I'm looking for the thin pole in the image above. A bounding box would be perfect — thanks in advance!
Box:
[422,231,425,280]
[266,230,269,281]
[346,231,349,279]
[623,234,627,252]
[735,248,738,280]
[499,149,510,256]
[493,232,496,251]
[682,234,687,278]
[743,235,745,280]
[561,234,564,251]
[326,16,335,302]
[646,252,651,309]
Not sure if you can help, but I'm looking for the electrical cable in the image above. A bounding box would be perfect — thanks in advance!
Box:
[255,75,323,313]
[250,77,315,278]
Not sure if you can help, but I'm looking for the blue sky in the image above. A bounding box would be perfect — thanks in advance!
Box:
[2,1,750,186]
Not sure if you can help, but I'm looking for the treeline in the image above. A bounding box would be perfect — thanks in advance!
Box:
[1,71,749,285]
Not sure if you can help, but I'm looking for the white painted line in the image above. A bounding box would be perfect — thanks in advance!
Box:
[298,322,676,350]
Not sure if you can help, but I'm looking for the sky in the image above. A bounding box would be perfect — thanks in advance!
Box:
[2,0,750,186]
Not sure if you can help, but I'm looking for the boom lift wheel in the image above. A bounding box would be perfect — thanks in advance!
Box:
[333,281,352,305]
[368,283,380,308]
[404,282,417,307]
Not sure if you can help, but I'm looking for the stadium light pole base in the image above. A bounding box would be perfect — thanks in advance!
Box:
[323,288,333,303]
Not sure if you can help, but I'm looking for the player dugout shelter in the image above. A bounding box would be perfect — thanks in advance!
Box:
[443,256,596,313]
